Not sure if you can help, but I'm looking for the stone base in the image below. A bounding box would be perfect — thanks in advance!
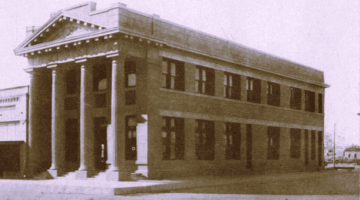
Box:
[105,171,131,181]
[47,170,58,179]
[75,170,89,180]
[135,165,148,178]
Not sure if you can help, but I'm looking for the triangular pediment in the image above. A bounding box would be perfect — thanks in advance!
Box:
[43,22,98,43]
[16,14,107,50]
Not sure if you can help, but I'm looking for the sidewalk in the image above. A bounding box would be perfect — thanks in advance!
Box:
[0,170,345,196]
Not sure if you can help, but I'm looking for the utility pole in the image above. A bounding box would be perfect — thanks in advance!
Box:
[333,123,336,168]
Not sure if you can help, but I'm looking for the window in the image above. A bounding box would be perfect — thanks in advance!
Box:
[162,117,185,160]
[318,93,323,113]
[162,58,185,91]
[290,129,301,158]
[195,66,215,95]
[290,87,301,110]
[305,90,315,112]
[195,120,214,160]
[125,116,137,160]
[64,97,78,110]
[125,90,136,105]
[246,77,261,103]
[224,73,240,100]
[246,124,252,169]
[225,123,241,160]
[267,82,280,106]
[311,130,316,160]
[267,126,280,160]
[93,64,107,91]
[125,61,136,87]
[94,93,106,108]
[66,70,78,94]
[318,131,322,166]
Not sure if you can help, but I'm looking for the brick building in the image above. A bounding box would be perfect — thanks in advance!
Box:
[0,86,28,178]
[13,2,328,180]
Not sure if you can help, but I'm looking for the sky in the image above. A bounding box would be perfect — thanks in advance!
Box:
[1,0,359,147]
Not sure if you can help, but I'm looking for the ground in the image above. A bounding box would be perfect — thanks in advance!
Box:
[0,167,358,200]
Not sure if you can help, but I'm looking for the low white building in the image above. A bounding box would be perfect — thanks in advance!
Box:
[0,86,29,178]
[343,146,360,160]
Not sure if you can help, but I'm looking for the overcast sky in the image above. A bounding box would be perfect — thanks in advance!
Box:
[1,0,359,146]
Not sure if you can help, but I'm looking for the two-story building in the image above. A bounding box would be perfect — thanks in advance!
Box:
[0,86,28,178]
[13,2,328,180]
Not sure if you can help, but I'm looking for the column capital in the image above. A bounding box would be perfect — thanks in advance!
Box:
[24,68,34,74]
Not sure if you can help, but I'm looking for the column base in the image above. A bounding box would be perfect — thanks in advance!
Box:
[135,165,148,178]
[47,169,59,179]
[105,170,131,181]
[75,170,94,180]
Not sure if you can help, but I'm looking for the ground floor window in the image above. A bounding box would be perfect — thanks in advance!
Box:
[267,126,280,160]
[290,128,301,159]
[195,120,214,160]
[125,116,137,160]
[162,117,185,160]
[225,123,241,160]
[311,130,316,160]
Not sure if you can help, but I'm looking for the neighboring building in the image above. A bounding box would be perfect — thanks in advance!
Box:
[0,86,29,178]
[13,2,328,180]
[343,146,360,160]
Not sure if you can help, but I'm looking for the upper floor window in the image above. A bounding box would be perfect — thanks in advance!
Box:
[125,61,136,87]
[267,126,280,160]
[290,128,301,159]
[225,123,241,160]
[93,64,107,91]
[195,66,215,95]
[246,77,261,103]
[267,82,280,106]
[305,90,315,112]
[66,70,78,94]
[318,93,323,113]
[162,58,185,91]
[290,87,301,110]
[162,117,185,160]
[224,73,240,100]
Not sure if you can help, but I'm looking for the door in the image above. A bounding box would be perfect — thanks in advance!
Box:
[65,119,80,171]
[94,117,107,170]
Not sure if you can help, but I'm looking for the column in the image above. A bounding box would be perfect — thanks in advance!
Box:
[48,66,65,178]
[106,55,129,181]
[24,68,42,177]
[135,115,148,177]
[76,61,94,179]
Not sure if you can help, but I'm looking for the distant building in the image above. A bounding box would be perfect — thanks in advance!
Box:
[13,2,328,180]
[0,86,29,178]
[343,146,360,160]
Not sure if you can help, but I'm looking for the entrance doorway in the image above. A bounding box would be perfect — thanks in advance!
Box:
[94,117,107,170]
[65,119,80,171]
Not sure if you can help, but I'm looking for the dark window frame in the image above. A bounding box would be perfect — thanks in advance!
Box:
[125,61,136,88]
[162,117,185,160]
[195,120,215,160]
[94,93,106,108]
[267,126,280,160]
[162,58,185,91]
[246,77,261,103]
[305,90,315,112]
[93,64,107,92]
[225,123,241,160]
[318,93,323,113]
[125,90,136,105]
[311,130,316,160]
[65,69,78,94]
[267,82,280,106]
[290,87,301,110]
[224,72,241,100]
[318,131,323,166]
[195,66,215,96]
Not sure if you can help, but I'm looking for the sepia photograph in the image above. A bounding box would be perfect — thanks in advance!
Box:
[0,0,359,199]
